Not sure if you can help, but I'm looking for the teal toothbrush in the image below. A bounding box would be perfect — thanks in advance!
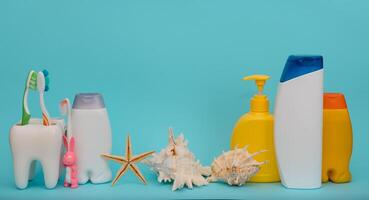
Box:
[21,70,38,125]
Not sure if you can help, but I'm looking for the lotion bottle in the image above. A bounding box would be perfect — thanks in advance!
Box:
[231,74,280,182]
[322,93,352,183]
[71,93,112,184]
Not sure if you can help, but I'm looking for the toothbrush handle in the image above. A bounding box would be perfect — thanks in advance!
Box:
[42,113,50,126]
[40,92,50,126]
[21,87,31,125]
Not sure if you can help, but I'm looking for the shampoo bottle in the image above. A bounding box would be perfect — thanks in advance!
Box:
[274,55,324,189]
[231,74,280,182]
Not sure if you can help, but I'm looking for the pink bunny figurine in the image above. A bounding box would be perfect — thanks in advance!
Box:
[63,135,78,188]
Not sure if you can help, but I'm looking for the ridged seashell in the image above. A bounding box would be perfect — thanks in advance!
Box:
[207,147,265,186]
[143,128,211,191]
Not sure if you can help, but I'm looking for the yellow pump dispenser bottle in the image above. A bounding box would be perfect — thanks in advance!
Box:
[231,74,280,182]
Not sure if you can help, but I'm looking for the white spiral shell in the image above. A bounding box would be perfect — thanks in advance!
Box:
[144,128,211,191]
[207,147,265,186]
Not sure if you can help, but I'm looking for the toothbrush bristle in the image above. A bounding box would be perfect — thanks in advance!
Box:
[31,73,37,81]
[43,70,50,92]
[29,71,38,90]
[42,69,49,77]
[59,100,68,115]
[45,76,50,84]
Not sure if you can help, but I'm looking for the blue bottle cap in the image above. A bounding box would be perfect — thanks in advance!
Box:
[280,55,323,82]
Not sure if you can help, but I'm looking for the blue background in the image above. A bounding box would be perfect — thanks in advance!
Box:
[1,0,368,199]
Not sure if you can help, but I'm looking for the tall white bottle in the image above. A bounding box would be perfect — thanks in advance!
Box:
[274,55,324,189]
[72,93,112,184]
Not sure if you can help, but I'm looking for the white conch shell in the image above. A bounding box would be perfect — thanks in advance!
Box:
[144,128,211,191]
[207,147,265,186]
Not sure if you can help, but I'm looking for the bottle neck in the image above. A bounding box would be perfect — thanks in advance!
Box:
[250,95,269,112]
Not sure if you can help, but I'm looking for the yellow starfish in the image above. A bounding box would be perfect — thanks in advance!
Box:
[101,135,155,186]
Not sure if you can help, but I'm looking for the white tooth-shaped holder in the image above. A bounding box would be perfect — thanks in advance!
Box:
[9,118,64,189]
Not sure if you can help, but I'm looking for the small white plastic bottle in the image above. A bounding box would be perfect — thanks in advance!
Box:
[71,93,112,184]
[274,55,324,189]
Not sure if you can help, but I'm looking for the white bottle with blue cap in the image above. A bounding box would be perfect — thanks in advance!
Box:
[274,55,323,189]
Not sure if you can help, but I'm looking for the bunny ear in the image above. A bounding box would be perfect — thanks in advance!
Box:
[63,135,68,151]
[69,136,75,152]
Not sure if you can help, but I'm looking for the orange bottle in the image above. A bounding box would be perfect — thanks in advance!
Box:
[322,93,353,183]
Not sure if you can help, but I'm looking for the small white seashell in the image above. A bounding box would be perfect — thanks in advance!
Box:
[207,147,265,186]
[143,128,211,191]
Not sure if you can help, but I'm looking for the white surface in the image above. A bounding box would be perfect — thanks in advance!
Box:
[274,70,323,189]
[71,108,112,184]
[9,118,64,189]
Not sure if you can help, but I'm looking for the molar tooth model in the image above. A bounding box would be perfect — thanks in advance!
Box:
[10,119,64,189]
[144,128,211,191]
[60,98,78,188]
[10,70,64,189]
[207,147,265,186]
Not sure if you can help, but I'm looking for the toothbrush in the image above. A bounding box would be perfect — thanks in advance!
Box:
[37,70,50,126]
[60,98,78,188]
[21,70,38,125]
[60,98,72,139]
